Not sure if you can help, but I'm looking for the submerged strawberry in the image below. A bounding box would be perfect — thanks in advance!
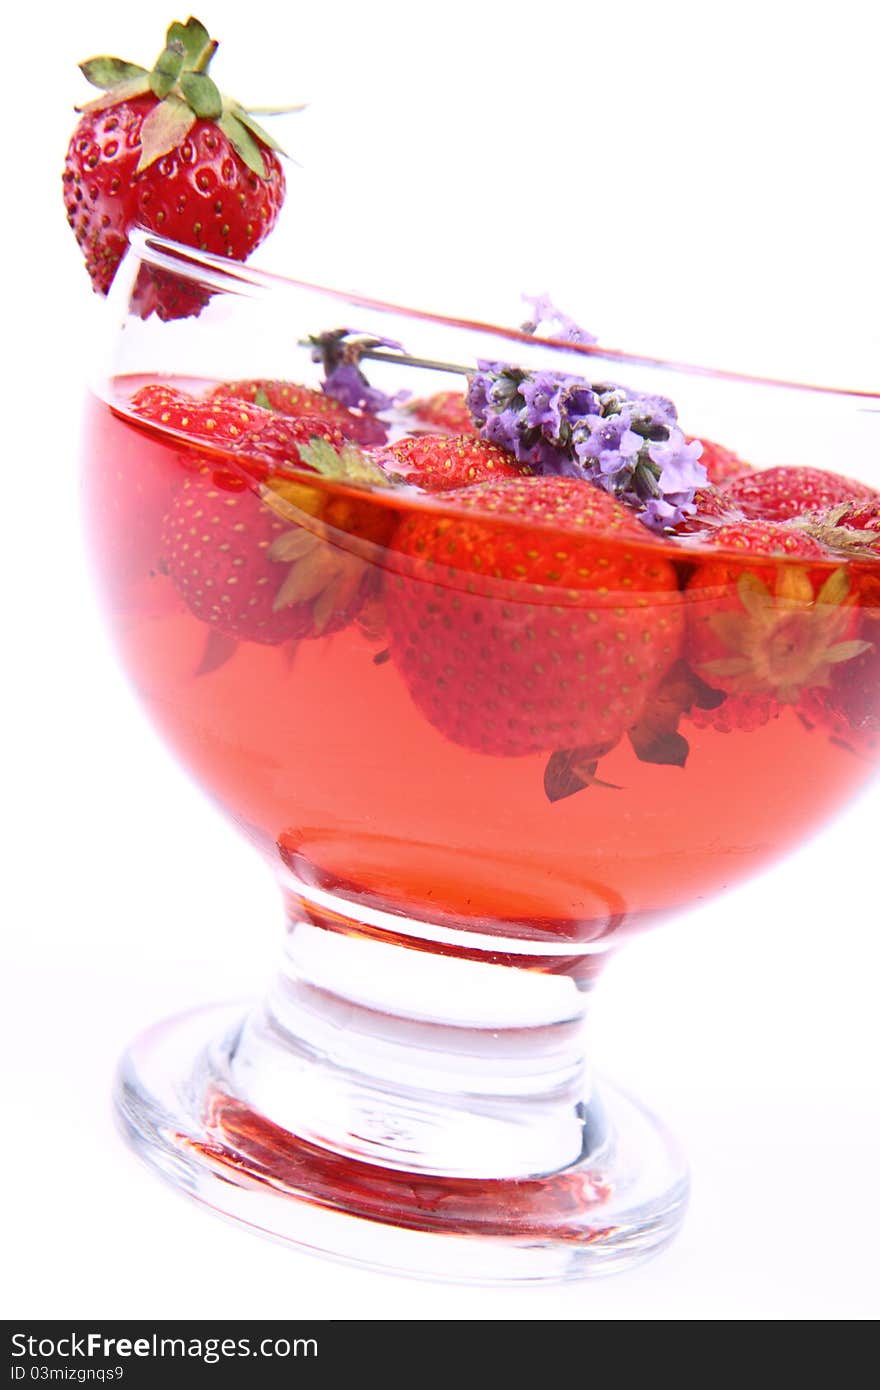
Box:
[686,522,870,729]
[384,477,684,759]
[379,433,532,492]
[406,392,476,436]
[209,379,388,445]
[161,436,394,644]
[63,18,292,312]
[722,466,876,523]
[162,470,307,644]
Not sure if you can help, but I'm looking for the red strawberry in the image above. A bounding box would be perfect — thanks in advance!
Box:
[686,436,751,486]
[384,477,684,757]
[130,384,346,481]
[686,522,870,727]
[379,433,532,492]
[722,465,876,523]
[161,463,383,645]
[62,19,291,313]
[209,379,388,445]
[407,392,476,436]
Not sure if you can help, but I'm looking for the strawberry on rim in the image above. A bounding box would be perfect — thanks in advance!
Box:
[63,17,299,311]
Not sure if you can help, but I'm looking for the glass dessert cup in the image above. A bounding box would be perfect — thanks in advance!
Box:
[84,231,880,1282]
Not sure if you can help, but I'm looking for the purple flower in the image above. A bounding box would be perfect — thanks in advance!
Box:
[520,293,597,345]
[628,393,679,427]
[480,409,523,456]
[465,358,702,532]
[640,494,697,532]
[519,372,564,435]
[323,363,401,414]
[311,330,408,415]
[563,384,602,425]
[646,431,707,494]
[573,411,642,477]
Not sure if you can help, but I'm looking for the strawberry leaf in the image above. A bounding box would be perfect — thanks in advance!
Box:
[180,71,223,119]
[245,103,309,116]
[136,95,197,172]
[76,75,152,115]
[297,438,391,488]
[218,110,267,177]
[166,18,214,68]
[627,659,724,768]
[194,630,239,676]
[232,104,288,155]
[149,42,186,99]
[80,56,148,90]
[543,746,621,802]
[816,565,850,607]
[629,726,690,768]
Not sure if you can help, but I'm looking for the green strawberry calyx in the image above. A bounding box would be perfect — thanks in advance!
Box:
[259,439,398,635]
[76,16,304,177]
[700,567,873,704]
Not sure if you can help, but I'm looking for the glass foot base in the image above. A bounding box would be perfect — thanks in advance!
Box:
[116,1003,689,1284]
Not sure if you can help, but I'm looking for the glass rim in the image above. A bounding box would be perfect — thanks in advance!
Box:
[129,227,880,405]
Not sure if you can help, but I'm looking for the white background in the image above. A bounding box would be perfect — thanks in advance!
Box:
[4,0,879,1321]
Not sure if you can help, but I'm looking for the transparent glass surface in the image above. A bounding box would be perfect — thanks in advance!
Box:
[83,230,880,1281]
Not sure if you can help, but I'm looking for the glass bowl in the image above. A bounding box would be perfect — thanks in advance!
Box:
[82,229,880,1282]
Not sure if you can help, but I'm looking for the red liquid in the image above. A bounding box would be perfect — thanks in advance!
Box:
[82,386,880,950]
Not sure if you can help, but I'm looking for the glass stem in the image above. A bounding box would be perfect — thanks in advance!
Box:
[225,915,606,1181]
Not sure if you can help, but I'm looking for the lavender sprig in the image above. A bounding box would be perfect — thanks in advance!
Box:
[307,310,706,532]
[466,364,706,531]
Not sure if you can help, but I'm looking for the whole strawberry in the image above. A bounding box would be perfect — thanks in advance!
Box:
[378,433,532,492]
[384,477,684,758]
[63,18,293,311]
[162,448,392,646]
[722,465,876,523]
[156,404,396,644]
[162,470,305,644]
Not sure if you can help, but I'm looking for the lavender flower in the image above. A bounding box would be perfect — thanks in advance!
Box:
[321,362,399,414]
[520,293,597,346]
[647,431,706,495]
[309,329,408,414]
[572,411,643,476]
[466,360,707,532]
